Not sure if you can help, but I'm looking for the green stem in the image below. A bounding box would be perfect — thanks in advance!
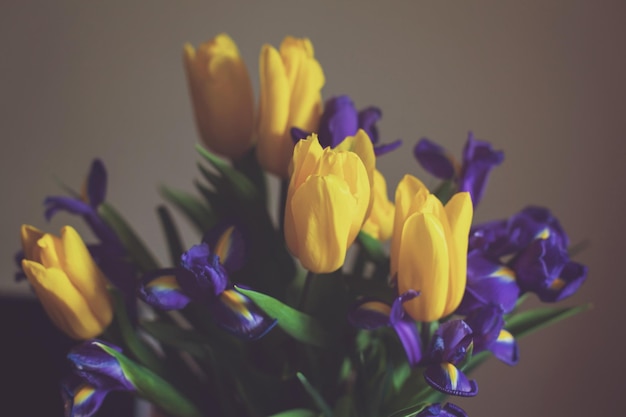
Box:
[298,271,315,310]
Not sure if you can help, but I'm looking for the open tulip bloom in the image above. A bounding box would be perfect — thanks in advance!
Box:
[16,33,590,417]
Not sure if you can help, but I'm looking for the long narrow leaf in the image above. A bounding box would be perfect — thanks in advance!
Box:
[97,343,203,417]
[196,145,258,201]
[159,185,216,233]
[98,203,159,272]
[268,409,319,417]
[157,205,185,266]
[296,372,333,417]
[506,303,591,339]
[235,287,331,348]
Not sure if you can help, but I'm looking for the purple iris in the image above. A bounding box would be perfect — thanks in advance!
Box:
[422,320,478,397]
[414,132,504,207]
[469,206,587,302]
[416,403,468,417]
[348,290,422,366]
[63,340,136,417]
[44,159,124,255]
[464,305,519,365]
[139,225,277,341]
[456,251,520,315]
[291,95,402,155]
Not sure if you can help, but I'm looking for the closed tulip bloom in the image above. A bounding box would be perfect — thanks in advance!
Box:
[257,36,325,178]
[20,225,113,339]
[184,33,255,159]
[391,175,473,322]
[362,169,395,241]
[284,133,374,273]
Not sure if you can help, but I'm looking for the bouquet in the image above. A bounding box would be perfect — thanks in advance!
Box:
[16,33,589,417]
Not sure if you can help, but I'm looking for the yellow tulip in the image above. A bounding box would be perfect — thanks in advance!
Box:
[361,169,395,241]
[257,36,325,178]
[20,225,113,339]
[390,175,473,322]
[184,33,255,159]
[284,133,374,273]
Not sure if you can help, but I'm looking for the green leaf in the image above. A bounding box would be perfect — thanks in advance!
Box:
[235,287,331,348]
[98,203,159,272]
[141,320,212,361]
[156,205,185,266]
[296,372,333,417]
[268,409,319,417]
[110,290,167,377]
[357,231,388,265]
[196,144,258,202]
[159,185,216,234]
[96,343,203,417]
[385,402,428,417]
[506,303,592,339]
[432,180,456,205]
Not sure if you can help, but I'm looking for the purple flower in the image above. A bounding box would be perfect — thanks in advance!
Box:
[348,290,422,366]
[63,340,136,417]
[423,320,478,397]
[511,235,587,302]
[414,132,503,207]
[416,403,468,417]
[464,305,519,365]
[456,251,520,315]
[291,95,402,155]
[139,226,276,341]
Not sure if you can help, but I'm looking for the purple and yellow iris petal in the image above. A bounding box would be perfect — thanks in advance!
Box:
[413,138,458,180]
[139,269,191,310]
[207,225,245,273]
[209,289,278,340]
[457,252,520,314]
[64,340,136,417]
[463,304,505,353]
[416,403,468,417]
[491,329,519,365]
[424,362,478,397]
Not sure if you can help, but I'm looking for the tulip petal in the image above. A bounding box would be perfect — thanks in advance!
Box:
[257,44,291,177]
[398,213,450,322]
[61,226,112,327]
[390,175,430,278]
[442,192,473,316]
[20,224,45,261]
[22,260,104,339]
[290,175,357,273]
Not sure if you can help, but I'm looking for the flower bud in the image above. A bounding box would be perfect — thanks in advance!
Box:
[390,176,473,321]
[257,36,325,178]
[284,133,374,273]
[20,225,112,339]
[184,33,255,159]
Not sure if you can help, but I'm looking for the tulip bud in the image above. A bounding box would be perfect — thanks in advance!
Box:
[184,33,255,159]
[20,225,113,339]
[361,169,395,241]
[390,175,473,322]
[257,36,325,178]
[284,133,374,273]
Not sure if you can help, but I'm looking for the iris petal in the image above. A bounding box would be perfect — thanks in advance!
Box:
[424,362,478,397]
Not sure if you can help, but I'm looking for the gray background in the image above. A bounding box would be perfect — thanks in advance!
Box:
[2,1,624,416]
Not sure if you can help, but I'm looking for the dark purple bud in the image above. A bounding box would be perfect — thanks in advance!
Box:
[414,138,457,180]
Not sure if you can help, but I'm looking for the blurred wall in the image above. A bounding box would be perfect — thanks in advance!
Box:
[2,1,624,416]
